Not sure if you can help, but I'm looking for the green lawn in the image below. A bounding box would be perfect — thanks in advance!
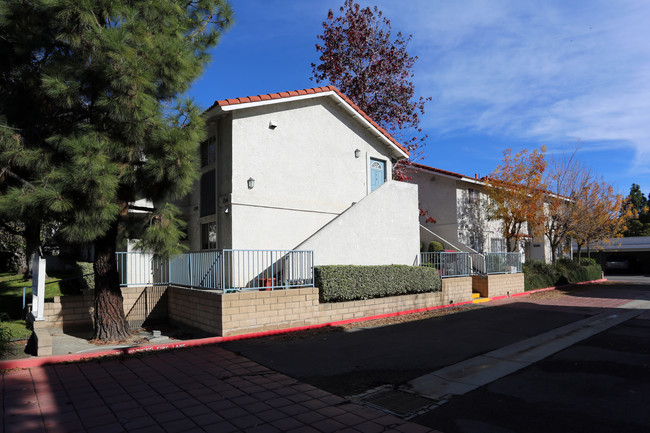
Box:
[0,272,85,340]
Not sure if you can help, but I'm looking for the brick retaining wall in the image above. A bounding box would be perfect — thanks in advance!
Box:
[472,273,524,298]
[36,276,481,337]
[169,277,473,337]
[36,286,165,329]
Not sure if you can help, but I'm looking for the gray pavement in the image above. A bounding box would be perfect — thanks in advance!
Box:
[408,299,650,400]
[3,280,650,432]
[222,304,593,396]
[411,316,650,432]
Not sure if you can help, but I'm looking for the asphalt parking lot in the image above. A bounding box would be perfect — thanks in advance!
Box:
[222,303,590,396]
[412,316,650,432]
[223,281,650,432]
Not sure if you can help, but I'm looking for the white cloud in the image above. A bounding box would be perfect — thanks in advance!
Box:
[373,0,650,167]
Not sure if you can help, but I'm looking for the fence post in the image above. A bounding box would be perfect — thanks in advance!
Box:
[220,250,226,290]
[30,254,46,322]
[189,253,193,288]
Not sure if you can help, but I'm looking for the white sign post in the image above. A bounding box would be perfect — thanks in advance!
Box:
[30,254,46,322]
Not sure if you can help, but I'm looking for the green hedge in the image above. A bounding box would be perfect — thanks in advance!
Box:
[523,258,602,291]
[428,241,444,253]
[315,265,442,303]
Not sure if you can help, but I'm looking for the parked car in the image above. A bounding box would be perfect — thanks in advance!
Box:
[604,258,630,271]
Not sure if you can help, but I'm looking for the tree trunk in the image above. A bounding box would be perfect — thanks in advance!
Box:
[93,222,130,341]
[22,220,41,279]
[550,241,557,264]
[576,244,583,265]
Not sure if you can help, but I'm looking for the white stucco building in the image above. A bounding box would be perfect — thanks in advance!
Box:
[177,86,420,266]
[411,163,552,262]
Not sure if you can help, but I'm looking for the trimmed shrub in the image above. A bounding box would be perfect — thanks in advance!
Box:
[428,241,444,253]
[524,259,603,291]
[315,265,442,303]
[0,313,12,357]
[76,261,94,290]
[577,257,597,266]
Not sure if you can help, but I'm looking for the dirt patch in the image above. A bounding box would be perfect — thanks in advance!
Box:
[1,339,34,361]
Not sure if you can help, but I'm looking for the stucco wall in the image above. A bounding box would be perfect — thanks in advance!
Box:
[412,170,460,249]
[223,98,399,252]
[294,181,420,265]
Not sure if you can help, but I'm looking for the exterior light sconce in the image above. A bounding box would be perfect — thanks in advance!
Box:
[354,149,361,158]
[247,177,255,189]
[269,120,277,129]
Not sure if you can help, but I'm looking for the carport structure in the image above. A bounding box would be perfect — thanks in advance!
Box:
[574,236,650,273]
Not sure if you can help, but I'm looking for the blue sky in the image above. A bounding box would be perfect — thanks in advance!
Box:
[187,0,650,196]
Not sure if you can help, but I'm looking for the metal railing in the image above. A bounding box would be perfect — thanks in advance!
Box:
[420,252,471,278]
[116,252,169,287]
[485,252,522,274]
[468,253,487,275]
[117,249,314,291]
[420,251,522,277]
[220,249,314,291]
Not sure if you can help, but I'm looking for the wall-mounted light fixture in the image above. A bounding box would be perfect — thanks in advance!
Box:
[354,149,361,158]
[247,177,255,189]
[269,120,277,129]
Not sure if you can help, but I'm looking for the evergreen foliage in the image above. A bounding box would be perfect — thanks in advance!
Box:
[315,264,441,303]
[622,183,650,236]
[0,0,233,340]
[523,259,602,291]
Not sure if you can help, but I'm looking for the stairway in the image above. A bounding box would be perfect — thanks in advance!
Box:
[471,292,490,304]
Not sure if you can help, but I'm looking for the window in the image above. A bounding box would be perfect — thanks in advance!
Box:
[200,169,216,217]
[201,222,217,250]
[491,238,506,253]
[200,136,216,167]
[468,188,479,205]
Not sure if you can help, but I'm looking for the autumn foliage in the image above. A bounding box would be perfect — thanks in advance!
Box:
[571,179,626,261]
[487,146,627,261]
[486,147,548,252]
[543,152,592,263]
[312,0,430,180]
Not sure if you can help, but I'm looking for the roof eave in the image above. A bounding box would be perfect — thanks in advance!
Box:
[211,90,410,160]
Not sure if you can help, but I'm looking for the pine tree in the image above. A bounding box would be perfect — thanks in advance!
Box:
[0,0,233,340]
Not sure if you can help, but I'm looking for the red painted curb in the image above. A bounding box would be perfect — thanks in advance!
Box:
[1,299,475,371]
[489,278,608,302]
[2,278,608,371]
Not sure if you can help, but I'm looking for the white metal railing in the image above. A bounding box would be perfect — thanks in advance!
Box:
[467,253,487,275]
[117,249,314,291]
[420,252,471,278]
[116,252,169,287]
[485,252,522,274]
[220,249,314,291]
[420,251,522,277]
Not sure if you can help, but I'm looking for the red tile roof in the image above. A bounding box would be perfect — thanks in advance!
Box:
[411,162,475,180]
[208,86,409,157]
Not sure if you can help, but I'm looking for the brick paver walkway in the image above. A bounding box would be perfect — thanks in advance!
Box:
[2,345,437,433]
[3,281,648,433]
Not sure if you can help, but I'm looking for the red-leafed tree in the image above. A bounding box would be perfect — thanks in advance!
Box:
[312,0,430,181]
